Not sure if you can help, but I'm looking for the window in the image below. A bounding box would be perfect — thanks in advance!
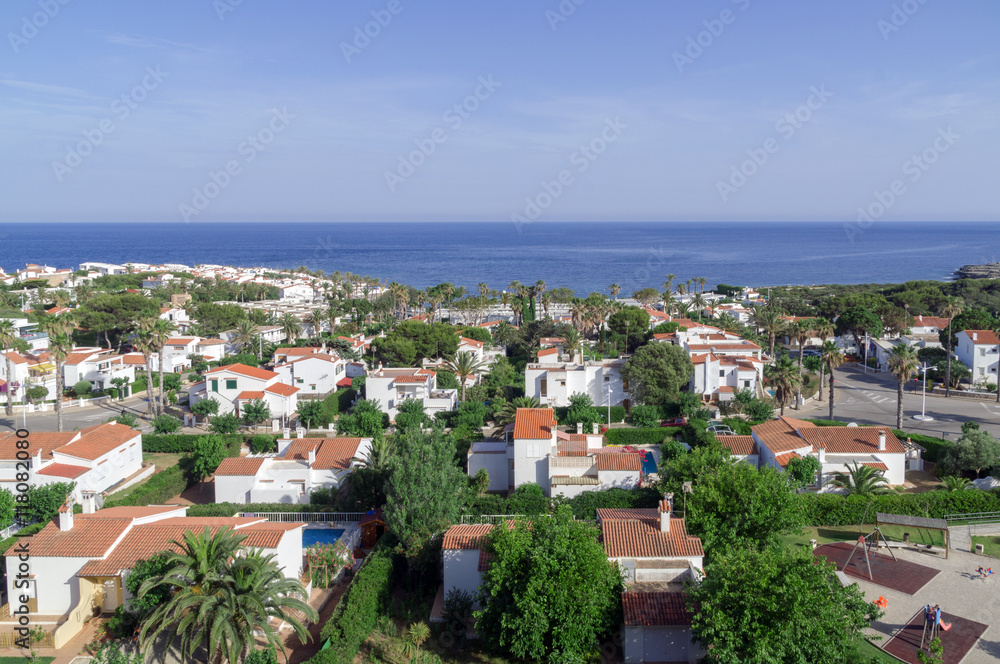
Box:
[310,384,316,390]
[119,451,126,467]
[981,348,988,357]
[296,378,304,384]
[603,376,610,383]
[211,379,218,393]
[526,443,540,458]
[744,380,751,388]
[719,370,725,377]
[540,378,547,397]
[129,445,136,462]
[558,381,566,387]
[979,367,986,376]
[226,379,237,390]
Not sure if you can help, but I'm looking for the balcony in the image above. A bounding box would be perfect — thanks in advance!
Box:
[19,332,47,342]
[550,456,594,468]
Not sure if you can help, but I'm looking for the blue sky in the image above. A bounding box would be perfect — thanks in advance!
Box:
[1,0,997,223]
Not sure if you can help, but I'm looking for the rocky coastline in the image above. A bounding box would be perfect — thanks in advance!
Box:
[955,263,1000,279]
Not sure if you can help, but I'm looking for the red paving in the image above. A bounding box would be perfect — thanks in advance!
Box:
[814,542,940,595]
[881,607,988,664]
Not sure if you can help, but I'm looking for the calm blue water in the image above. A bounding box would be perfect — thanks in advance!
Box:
[302,528,345,548]
[1,221,996,294]
[641,453,657,475]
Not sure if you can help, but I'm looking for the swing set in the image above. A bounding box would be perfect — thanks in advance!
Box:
[841,502,897,581]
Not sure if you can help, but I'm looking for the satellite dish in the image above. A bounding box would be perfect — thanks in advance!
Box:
[846,422,859,427]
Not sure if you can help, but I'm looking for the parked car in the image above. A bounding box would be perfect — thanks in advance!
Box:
[802,349,821,357]
[660,417,687,427]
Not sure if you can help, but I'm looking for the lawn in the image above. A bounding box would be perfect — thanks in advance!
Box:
[0,658,54,664]
[971,534,1000,558]
[103,452,183,504]
[781,524,945,551]
[859,639,902,663]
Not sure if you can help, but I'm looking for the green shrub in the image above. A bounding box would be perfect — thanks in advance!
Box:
[186,502,324,517]
[244,647,279,664]
[720,417,753,435]
[142,433,245,456]
[151,414,183,435]
[15,523,45,537]
[608,405,627,423]
[132,379,148,394]
[316,544,396,662]
[630,405,663,428]
[249,434,277,454]
[568,487,662,520]
[73,380,93,396]
[798,490,1000,526]
[605,427,680,446]
[104,466,188,507]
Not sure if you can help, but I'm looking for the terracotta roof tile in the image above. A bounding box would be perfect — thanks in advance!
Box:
[265,383,299,397]
[36,463,90,479]
[717,435,756,456]
[392,374,432,383]
[56,423,141,462]
[861,462,888,471]
[7,518,132,558]
[236,390,266,400]
[513,408,556,440]
[595,453,642,472]
[442,524,493,550]
[622,591,693,626]
[312,438,364,470]
[962,329,1000,345]
[206,363,278,381]
[600,511,704,559]
[0,431,74,461]
[750,417,817,455]
[215,457,265,476]
[775,451,801,467]
[799,427,905,454]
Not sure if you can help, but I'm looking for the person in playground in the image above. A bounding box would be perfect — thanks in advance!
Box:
[925,604,951,631]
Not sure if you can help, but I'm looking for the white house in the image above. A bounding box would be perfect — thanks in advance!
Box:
[909,316,949,336]
[63,349,136,392]
[365,367,457,420]
[189,363,299,421]
[218,325,287,354]
[524,358,628,409]
[274,350,355,395]
[689,353,762,401]
[0,423,143,501]
[159,306,193,334]
[3,505,303,647]
[214,436,372,504]
[751,417,910,489]
[956,329,1000,387]
[0,318,49,351]
[467,408,642,497]
[715,435,759,467]
[0,351,30,396]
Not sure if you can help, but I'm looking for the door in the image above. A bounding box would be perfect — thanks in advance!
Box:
[103,580,118,612]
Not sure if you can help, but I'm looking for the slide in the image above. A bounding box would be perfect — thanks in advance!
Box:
[935,607,951,631]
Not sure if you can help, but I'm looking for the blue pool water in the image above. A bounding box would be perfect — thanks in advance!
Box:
[641,453,657,475]
[303,528,345,548]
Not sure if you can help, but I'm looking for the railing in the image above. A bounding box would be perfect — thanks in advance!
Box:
[237,511,367,523]
[944,511,1000,525]
[549,456,595,468]
[460,514,596,526]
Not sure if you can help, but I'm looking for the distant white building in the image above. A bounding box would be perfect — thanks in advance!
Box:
[524,358,628,409]
[956,329,1000,387]
[63,349,136,391]
[274,350,359,395]
[214,436,372,503]
[188,363,299,421]
[365,367,457,420]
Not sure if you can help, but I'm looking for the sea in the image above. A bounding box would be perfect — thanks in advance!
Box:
[1,221,998,295]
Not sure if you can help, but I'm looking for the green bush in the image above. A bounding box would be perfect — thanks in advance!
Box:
[798,490,1000,526]
[316,544,396,663]
[73,380,93,396]
[151,414,183,435]
[568,487,662,520]
[104,466,188,507]
[630,405,662,428]
[244,648,279,664]
[605,427,680,446]
[132,378,148,394]
[608,405,627,424]
[142,433,246,456]
[186,502,325,517]
[15,523,45,537]
[249,434,276,454]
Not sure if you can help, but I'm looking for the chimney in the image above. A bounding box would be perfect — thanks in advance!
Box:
[817,445,826,465]
[32,449,41,470]
[878,430,886,451]
[592,423,599,435]
[973,332,978,342]
[58,501,74,531]
[659,493,673,533]
[308,447,316,465]
[81,492,96,514]
[576,423,583,435]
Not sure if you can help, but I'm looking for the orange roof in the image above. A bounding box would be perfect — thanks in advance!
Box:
[36,463,90,479]
[280,439,319,460]
[392,374,431,383]
[513,408,556,440]
[861,462,888,471]
[459,337,484,348]
[0,431,74,461]
[205,363,278,381]
[800,427,905,454]
[56,423,141,462]
[6,517,132,558]
[600,512,704,559]
[687,342,761,352]
[912,316,949,329]
[557,439,588,457]
[442,524,493,550]
[716,435,756,456]
[281,438,364,470]
[775,451,801,467]
[214,457,265,476]
[236,390,266,400]
[750,417,817,454]
[622,592,693,626]
[537,347,558,357]
[0,351,27,365]
[962,330,1000,345]
[265,383,299,397]
[595,453,642,472]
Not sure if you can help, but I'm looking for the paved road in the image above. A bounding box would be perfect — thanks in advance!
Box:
[0,394,156,434]
[792,364,1000,440]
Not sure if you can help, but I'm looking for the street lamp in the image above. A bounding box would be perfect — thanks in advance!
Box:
[914,363,933,422]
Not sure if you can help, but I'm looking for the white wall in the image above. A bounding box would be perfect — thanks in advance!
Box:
[598,469,640,490]
[215,475,257,503]
[442,549,482,605]
[12,555,91,615]
[468,452,509,492]
[623,625,700,664]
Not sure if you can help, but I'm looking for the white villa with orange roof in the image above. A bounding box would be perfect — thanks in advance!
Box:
[955,329,1000,386]
[0,350,29,395]
[365,366,457,419]
[467,408,642,496]
[188,363,299,421]
[214,436,372,503]
[749,417,916,489]
[63,348,136,392]
[273,349,361,395]
[524,355,628,409]
[0,422,142,501]
[3,504,304,647]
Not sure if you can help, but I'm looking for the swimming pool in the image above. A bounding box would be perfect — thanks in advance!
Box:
[641,452,657,475]
[303,528,345,548]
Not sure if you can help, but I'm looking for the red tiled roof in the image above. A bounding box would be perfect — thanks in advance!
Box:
[265,383,299,397]
[600,511,704,558]
[0,351,27,365]
[0,431,74,461]
[775,451,801,467]
[962,330,1000,345]
[477,549,493,572]
[442,524,493,550]
[557,439,588,456]
[36,463,90,479]
[622,592,693,626]
[459,337,484,348]
[206,363,278,381]
[717,435,756,456]
[537,347,559,357]
[595,453,642,472]
[750,417,817,454]
[214,457,265,476]
[57,423,141,462]
[313,438,364,470]
[6,517,132,558]
[799,427,905,454]
[392,374,431,383]
[861,462,888,471]
[236,390,266,400]
[513,408,556,440]
[912,316,949,329]
[336,377,353,388]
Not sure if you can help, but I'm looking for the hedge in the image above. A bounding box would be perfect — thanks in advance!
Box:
[312,543,396,663]
[142,433,260,456]
[605,427,681,446]
[568,487,662,520]
[186,502,334,517]
[104,466,188,508]
[798,490,1000,526]
[804,419,952,463]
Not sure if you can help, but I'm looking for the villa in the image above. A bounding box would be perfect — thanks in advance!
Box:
[188,363,299,422]
[955,329,1000,387]
[524,357,628,409]
[365,367,457,420]
[63,349,136,392]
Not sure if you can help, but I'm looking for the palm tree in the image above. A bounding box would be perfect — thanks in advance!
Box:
[151,319,175,417]
[279,313,302,344]
[352,434,396,472]
[940,475,974,491]
[887,344,919,429]
[790,321,812,410]
[691,293,708,321]
[492,396,540,437]
[561,327,583,362]
[609,284,621,300]
[0,320,16,416]
[140,527,316,664]
[232,319,258,355]
[941,297,964,397]
[765,354,802,417]
[39,314,76,432]
[131,318,158,415]
[820,340,844,420]
[446,351,487,401]
[826,461,891,496]
[751,308,785,358]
